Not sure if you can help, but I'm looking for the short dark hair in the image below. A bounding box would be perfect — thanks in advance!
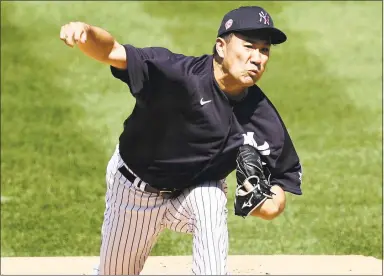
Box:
[212,32,234,57]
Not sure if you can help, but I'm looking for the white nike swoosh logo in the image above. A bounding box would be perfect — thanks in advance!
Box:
[200,98,212,105]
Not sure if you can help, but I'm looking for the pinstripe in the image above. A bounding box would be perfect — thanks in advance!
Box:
[135,193,166,273]
[218,180,228,275]
[103,174,112,228]
[104,172,121,235]
[166,199,193,232]
[173,190,203,274]
[182,191,199,233]
[121,188,137,274]
[190,186,207,273]
[132,191,145,273]
[179,221,189,233]
[169,199,191,221]
[216,182,225,275]
[136,197,164,274]
[219,183,228,274]
[209,180,221,273]
[216,181,228,275]
[184,188,203,274]
[208,181,219,273]
[135,192,151,272]
[216,180,226,275]
[117,184,134,275]
[177,192,195,229]
[220,182,229,274]
[106,176,122,274]
[175,197,190,217]
[102,154,118,239]
[99,157,115,274]
[102,173,122,274]
[200,183,213,273]
[183,180,228,275]
[209,181,217,274]
[166,207,185,232]
[137,217,164,273]
[113,183,127,273]
[138,195,159,270]
[109,180,126,274]
[192,231,201,275]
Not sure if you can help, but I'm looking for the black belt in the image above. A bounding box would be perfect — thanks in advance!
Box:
[118,166,180,198]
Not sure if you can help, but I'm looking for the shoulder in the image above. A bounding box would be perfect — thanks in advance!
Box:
[235,85,265,115]
[157,51,213,77]
[235,86,285,133]
[145,49,213,85]
[123,44,173,61]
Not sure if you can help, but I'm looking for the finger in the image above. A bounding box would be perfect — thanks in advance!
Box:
[65,31,75,47]
[63,39,74,48]
[60,27,73,47]
[244,180,254,192]
[73,28,82,44]
[59,26,66,40]
[80,30,87,44]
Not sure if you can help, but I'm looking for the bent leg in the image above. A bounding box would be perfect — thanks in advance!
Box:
[98,147,167,275]
[173,180,229,275]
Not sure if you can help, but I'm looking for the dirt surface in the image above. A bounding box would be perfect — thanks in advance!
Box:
[1,255,382,275]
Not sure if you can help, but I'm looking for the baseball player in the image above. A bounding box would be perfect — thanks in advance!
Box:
[60,6,303,275]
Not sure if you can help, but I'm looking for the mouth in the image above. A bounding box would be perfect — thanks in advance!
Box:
[248,70,258,77]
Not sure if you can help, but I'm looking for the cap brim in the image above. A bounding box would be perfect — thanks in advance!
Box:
[261,27,287,44]
[222,27,287,44]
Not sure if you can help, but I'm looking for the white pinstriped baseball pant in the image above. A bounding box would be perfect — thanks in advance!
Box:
[97,145,229,275]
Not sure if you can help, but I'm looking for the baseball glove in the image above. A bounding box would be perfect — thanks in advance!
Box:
[234,145,275,218]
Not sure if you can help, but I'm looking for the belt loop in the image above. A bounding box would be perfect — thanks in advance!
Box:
[133,178,141,189]
[133,177,147,193]
[139,181,147,192]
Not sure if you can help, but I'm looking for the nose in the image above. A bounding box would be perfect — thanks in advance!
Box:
[250,49,262,66]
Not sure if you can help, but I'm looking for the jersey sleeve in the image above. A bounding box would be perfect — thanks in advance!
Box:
[110,44,172,96]
[236,90,303,195]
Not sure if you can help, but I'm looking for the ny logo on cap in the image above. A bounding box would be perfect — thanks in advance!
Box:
[259,11,270,25]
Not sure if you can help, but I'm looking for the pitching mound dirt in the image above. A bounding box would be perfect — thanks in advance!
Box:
[1,255,382,275]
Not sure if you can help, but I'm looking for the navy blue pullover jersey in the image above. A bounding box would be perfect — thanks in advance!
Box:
[111,44,303,195]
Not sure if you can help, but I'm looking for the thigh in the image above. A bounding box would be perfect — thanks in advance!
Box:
[179,180,229,275]
[163,192,194,234]
[99,146,168,275]
[164,180,228,233]
[187,179,228,224]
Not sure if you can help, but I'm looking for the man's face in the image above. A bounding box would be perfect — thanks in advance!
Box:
[220,32,271,86]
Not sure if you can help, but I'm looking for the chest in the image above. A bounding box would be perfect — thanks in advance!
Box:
[180,77,234,139]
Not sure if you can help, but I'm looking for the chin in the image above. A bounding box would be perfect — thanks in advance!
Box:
[242,76,257,86]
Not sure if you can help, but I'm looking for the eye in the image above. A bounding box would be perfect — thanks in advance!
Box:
[244,44,254,49]
[261,47,270,54]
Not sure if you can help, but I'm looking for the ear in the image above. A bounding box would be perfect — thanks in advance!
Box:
[215,37,226,58]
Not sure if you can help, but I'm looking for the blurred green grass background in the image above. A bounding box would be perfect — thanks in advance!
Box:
[1,1,382,259]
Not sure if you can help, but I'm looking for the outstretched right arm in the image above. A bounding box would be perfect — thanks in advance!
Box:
[59,22,127,69]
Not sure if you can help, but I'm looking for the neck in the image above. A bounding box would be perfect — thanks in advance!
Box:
[213,57,248,96]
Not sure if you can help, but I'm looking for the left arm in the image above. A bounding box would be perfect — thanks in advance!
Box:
[250,185,286,220]
[235,88,303,220]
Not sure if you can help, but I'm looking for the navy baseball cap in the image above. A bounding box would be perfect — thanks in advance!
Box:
[217,6,287,44]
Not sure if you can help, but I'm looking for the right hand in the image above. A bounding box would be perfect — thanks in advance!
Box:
[59,22,90,47]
